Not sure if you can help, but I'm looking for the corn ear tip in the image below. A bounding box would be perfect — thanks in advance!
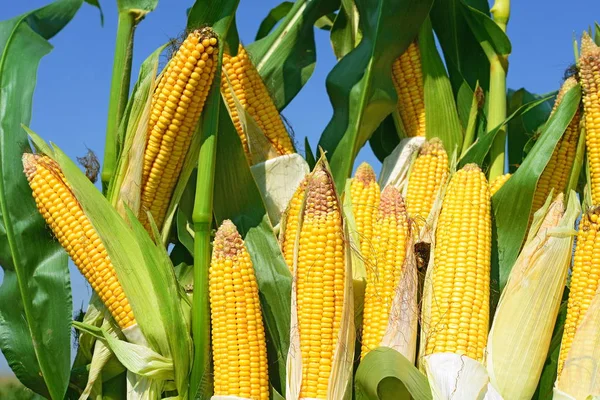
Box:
[380,185,406,217]
[581,31,599,56]
[214,220,243,257]
[421,137,446,155]
[22,153,37,176]
[354,162,376,184]
[462,163,482,173]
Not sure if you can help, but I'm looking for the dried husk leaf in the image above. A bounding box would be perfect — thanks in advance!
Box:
[487,192,579,400]
[379,137,426,189]
[423,353,489,400]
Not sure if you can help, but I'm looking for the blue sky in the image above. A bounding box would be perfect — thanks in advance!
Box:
[1,0,599,377]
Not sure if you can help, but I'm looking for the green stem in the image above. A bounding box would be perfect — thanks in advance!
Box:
[101,11,137,191]
[488,0,510,180]
[189,80,222,399]
[487,56,508,180]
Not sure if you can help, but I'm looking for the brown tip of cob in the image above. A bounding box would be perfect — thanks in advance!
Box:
[420,138,446,156]
[22,153,39,180]
[354,162,376,185]
[462,163,482,173]
[581,32,599,57]
[214,220,244,258]
[305,166,336,216]
[379,185,406,218]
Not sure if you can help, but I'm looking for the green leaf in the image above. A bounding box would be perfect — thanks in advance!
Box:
[506,88,555,172]
[318,0,433,189]
[213,100,292,394]
[117,0,158,13]
[330,0,360,59]
[304,137,316,170]
[255,2,293,40]
[0,1,83,397]
[460,0,511,61]
[355,347,432,400]
[430,0,490,103]
[247,0,341,111]
[369,116,399,162]
[420,17,463,155]
[493,84,581,291]
[84,0,104,25]
[459,94,554,167]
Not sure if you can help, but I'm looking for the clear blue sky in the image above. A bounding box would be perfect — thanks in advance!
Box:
[1,0,599,376]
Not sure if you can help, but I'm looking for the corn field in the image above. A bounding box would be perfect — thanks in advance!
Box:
[1,0,600,399]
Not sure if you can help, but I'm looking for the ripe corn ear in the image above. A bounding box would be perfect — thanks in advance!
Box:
[392,41,426,137]
[490,173,511,196]
[350,163,380,269]
[581,33,600,204]
[296,166,346,399]
[531,77,580,214]
[405,138,449,221]
[23,154,135,329]
[209,220,269,400]
[140,28,218,231]
[424,163,491,362]
[280,178,307,272]
[222,44,295,158]
[361,186,409,358]
[558,207,600,374]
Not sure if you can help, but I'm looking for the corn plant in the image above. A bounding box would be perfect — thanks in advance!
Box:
[0,0,599,399]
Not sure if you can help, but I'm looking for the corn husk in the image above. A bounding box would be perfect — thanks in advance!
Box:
[378,230,418,362]
[487,192,579,399]
[286,158,355,400]
[423,353,489,400]
[250,153,309,227]
[555,285,600,399]
[378,137,426,189]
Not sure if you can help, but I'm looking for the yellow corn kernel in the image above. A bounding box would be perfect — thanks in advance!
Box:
[425,163,491,362]
[350,163,380,269]
[558,208,600,374]
[140,28,219,231]
[222,44,295,157]
[392,41,426,137]
[490,173,511,196]
[296,166,345,398]
[23,154,135,329]
[531,77,581,214]
[405,138,449,221]
[581,33,600,204]
[361,186,409,359]
[280,178,307,272]
[209,220,269,400]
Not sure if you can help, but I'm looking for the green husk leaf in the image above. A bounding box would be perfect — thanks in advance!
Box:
[355,347,432,400]
[0,1,83,397]
[419,17,463,155]
[247,0,341,111]
[459,94,554,167]
[318,0,433,188]
[493,84,581,291]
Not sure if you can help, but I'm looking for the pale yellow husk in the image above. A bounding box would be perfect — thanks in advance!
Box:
[378,137,426,189]
[487,192,580,400]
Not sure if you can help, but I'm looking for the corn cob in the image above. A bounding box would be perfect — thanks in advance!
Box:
[209,220,269,400]
[531,77,580,214]
[222,44,295,157]
[558,207,600,374]
[581,33,600,204]
[405,138,448,221]
[280,178,307,272]
[425,163,491,362]
[350,163,380,269]
[490,173,511,196]
[392,41,426,137]
[296,166,345,398]
[23,154,135,329]
[140,28,218,231]
[361,186,409,359]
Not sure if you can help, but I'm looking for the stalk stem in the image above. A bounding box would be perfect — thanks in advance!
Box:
[101,11,137,190]
[488,56,508,180]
